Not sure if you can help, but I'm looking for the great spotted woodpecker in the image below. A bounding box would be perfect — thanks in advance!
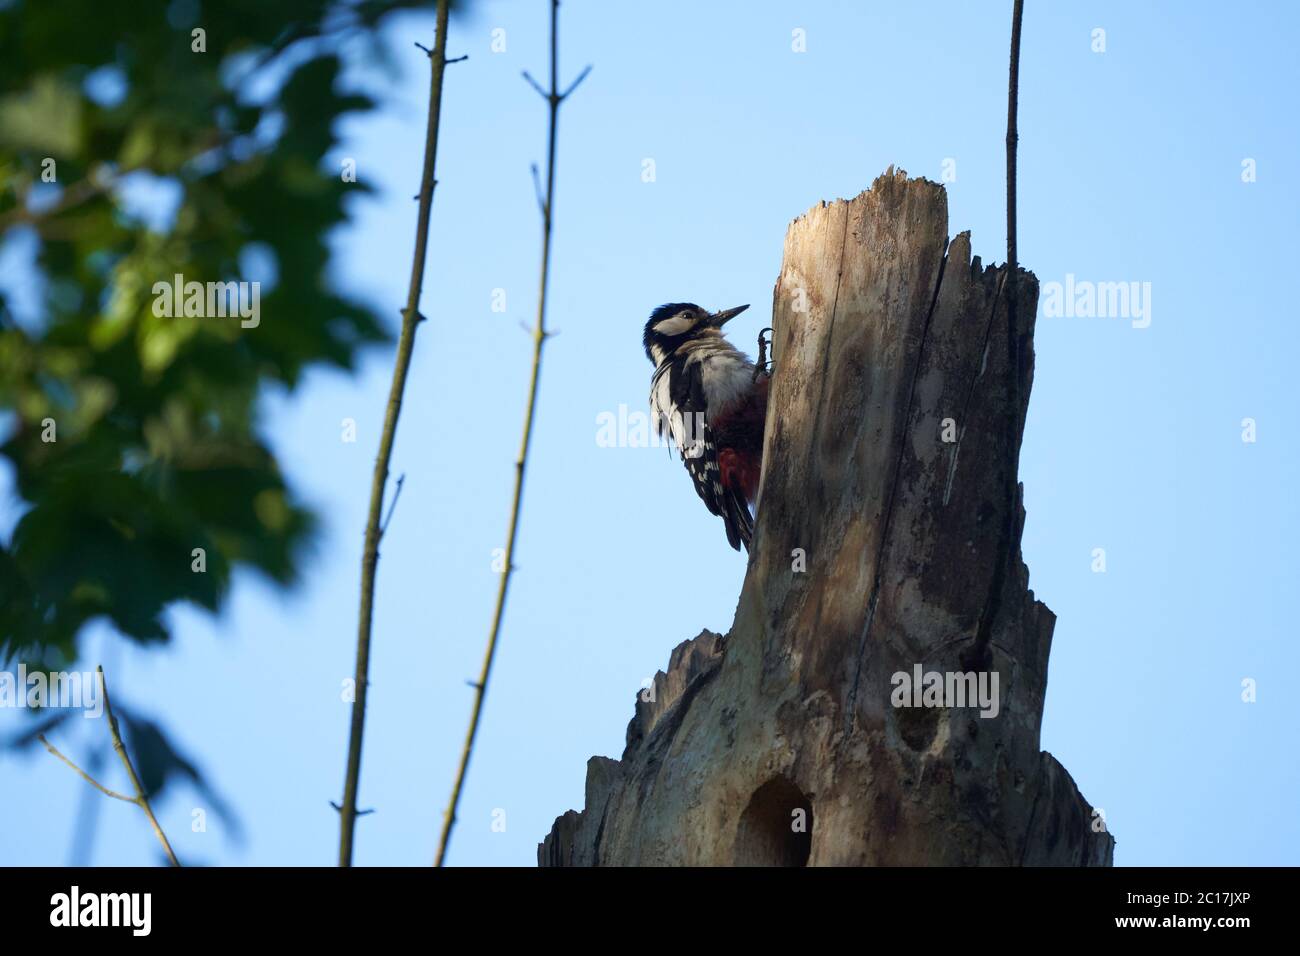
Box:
[643,302,771,551]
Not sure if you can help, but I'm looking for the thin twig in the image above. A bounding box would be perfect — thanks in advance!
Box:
[530,163,546,215]
[435,0,588,867]
[339,0,456,868]
[67,637,121,866]
[380,474,406,534]
[1006,0,1023,463]
[99,666,181,866]
[1006,0,1022,323]
[38,736,135,803]
[0,168,117,231]
[0,125,234,234]
[40,666,181,866]
[560,64,592,100]
[329,801,375,816]
[521,70,549,101]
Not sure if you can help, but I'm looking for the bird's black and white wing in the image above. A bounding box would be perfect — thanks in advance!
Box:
[650,359,753,550]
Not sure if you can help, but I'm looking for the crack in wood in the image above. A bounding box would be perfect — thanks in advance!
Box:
[943,270,1007,507]
[843,233,951,731]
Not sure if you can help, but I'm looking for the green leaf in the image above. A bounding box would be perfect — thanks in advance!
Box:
[0,74,84,155]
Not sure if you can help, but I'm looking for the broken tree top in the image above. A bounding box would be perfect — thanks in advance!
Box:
[541,169,1112,867]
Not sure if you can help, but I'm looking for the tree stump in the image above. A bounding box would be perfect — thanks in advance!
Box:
[540,169,1114,866]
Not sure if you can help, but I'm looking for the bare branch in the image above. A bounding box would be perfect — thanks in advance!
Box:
[340,0,456,867]
[0,168,117,232]
[521,70,548,101]
[0,128,229,234]
[560,64,593,100]
[98,666,181,866]
[330,801,375,816]
[530,163,547,216]
[380,473,406,535]
[436,0,588,867]
[41,666,182,866]
[37,735,136,804]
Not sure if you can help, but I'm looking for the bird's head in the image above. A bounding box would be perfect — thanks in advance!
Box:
[643,302,749,365]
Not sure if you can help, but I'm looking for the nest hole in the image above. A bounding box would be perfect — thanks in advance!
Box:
[734,776,813,866]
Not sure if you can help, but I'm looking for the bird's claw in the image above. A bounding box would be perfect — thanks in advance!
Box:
[753,327,775,381]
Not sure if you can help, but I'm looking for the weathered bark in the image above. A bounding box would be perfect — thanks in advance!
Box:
[541,169,1114,867]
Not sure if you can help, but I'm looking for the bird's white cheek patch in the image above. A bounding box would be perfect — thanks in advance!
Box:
[652,315,696,337]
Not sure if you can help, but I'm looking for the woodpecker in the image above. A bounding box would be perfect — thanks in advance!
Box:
[643,302,771,551]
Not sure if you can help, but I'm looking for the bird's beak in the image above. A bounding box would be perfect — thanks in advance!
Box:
[708,304,750,327]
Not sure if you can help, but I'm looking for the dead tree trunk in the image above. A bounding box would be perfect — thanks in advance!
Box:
[540,169,1113,866]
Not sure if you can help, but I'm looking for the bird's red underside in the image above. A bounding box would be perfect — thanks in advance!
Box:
[714,376,769,503]
[718,446,761,503]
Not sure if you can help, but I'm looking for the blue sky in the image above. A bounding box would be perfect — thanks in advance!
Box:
[2,0,1298,866]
